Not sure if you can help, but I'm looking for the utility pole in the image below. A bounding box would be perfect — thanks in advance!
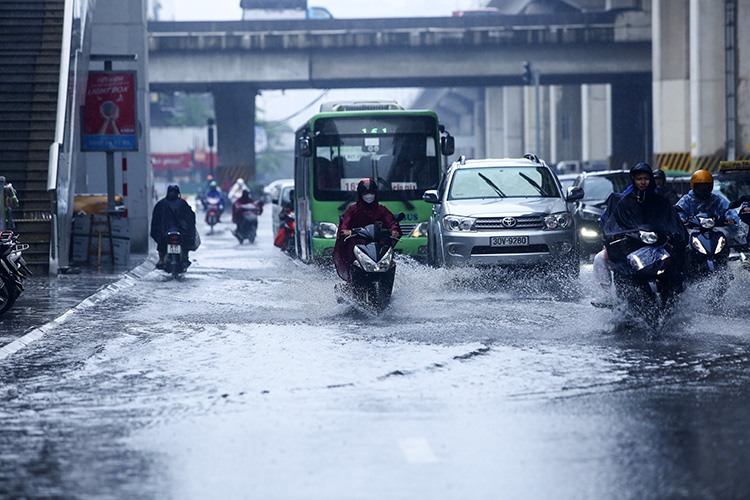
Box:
[522,61,541,155]
[207,118,215,178]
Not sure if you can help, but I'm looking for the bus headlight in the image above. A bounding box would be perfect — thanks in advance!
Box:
[410,222,429,238]
[313,221,338,238]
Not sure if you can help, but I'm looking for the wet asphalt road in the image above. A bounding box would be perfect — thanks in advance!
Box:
[1,208,750,499]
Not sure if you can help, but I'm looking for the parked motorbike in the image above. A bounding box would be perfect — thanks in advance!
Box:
[0,230,31,317]
[605,229,680,323]
[233,201,262,244]
[273,209,295,255]
[335,213,404,313]
[204,195,223,235]
[162,231,189,279]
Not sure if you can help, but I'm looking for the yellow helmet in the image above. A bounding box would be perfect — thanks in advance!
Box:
[691,169,714,199]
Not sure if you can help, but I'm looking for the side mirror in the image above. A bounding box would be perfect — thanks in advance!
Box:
[422,190,441,204]
[298,137,311,157]
[441,136,455,157]
[566,186,584,202]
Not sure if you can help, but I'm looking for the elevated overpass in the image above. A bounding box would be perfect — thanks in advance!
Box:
[147,13,651,180]
[148,14,650,90]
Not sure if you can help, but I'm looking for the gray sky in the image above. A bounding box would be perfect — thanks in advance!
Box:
[154,0,485,21]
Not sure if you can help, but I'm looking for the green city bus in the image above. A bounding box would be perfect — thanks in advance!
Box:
[293,102,454,263]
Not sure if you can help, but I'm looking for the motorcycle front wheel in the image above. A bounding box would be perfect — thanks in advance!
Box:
[0,274,18,317]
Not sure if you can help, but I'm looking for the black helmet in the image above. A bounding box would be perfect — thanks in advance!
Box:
[166,184,181,200]
[653,169,666,181]
[356,178,378,195]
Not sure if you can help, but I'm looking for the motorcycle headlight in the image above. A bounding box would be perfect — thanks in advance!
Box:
[544,212,573,230]
[691,236,708,255]
[410,221,429,238]
[580,226,600,239]
[443,216,476,231]
[639,231,658,245]
[716,235,726,254]
[700,217,716,229]
[353,246,393,272]
[312,221,338,239]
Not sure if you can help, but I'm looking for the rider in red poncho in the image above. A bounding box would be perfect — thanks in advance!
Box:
[333,178,402,281]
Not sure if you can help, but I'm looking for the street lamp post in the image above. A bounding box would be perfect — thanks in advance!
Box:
[207,118,215,178]
[522,61,541,155]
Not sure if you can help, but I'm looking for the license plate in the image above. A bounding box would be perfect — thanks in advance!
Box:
[490,236,529,247]
[167,244,181,254]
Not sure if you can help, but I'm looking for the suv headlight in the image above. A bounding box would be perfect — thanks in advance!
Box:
[544,212,573,229]
[312,221,338,238]
[443,215,476,231]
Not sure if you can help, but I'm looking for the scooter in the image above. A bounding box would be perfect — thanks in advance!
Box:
[204,196,223,235]
[274,209,295,256]
[605,229,680,324]
[335,213,404,313]
[684,213,732,303]
[0,230,31,317]
[233,201,262,244]
[162,231,189,279]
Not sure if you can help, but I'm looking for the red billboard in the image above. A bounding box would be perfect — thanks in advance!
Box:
[81,71,138,151]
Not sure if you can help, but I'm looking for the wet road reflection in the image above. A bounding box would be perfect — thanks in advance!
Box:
[1,210,749,499]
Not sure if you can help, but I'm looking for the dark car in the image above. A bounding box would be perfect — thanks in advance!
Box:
[570,170,631,258]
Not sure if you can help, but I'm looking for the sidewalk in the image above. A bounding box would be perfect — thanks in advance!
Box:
[0,253,154,357]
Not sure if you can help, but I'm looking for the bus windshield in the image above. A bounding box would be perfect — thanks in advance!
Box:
[312,115,440,201]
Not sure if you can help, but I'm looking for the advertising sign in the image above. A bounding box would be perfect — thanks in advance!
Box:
[81,71,138,151]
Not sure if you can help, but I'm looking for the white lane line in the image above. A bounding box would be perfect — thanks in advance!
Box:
[399,437,439,464]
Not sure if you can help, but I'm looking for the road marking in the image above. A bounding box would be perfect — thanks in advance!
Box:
[399,437,439,464]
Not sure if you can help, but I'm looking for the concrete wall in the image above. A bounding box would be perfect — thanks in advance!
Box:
[79,0,152,254]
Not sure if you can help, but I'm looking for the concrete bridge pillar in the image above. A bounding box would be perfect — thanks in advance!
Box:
[213,83,257,186]
[611,80,651,169]
[484,87,504,158]
[550,85,582,166]
[738,0,750,158]
[503,86,525,157]
[652,0,690,168]
[581,84,611,169]
[523,85,550,159]
[689,0,727,164]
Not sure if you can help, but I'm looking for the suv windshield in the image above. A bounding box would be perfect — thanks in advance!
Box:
[448,166,560,200]
[581,174,630,201]
[715,171,750,202]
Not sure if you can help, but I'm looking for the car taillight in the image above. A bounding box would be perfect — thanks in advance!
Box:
[169,235,180,244]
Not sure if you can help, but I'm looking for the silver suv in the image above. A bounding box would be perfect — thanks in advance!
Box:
[423,155,584,277]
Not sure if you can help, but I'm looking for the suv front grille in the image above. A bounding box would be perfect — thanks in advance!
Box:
[475,215,545,230]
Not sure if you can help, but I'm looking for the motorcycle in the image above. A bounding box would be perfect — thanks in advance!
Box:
[233,201,262,244]
[604,229,680,322]
[273,208,295,255]
[0,230,31,317]
[162,231,189,279]
[204,195,223,235]
[335,213,404,313]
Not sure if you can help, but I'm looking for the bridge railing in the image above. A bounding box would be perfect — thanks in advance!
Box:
[148,15,648,52]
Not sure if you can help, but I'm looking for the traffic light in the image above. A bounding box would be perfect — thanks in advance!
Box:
[522,61,532,84]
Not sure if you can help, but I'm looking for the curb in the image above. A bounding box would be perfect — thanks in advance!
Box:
[0,257,155,361]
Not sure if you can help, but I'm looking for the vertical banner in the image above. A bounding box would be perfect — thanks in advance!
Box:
[81,71,138,151]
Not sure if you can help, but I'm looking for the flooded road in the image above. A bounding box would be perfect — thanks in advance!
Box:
[1,208,749,499]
